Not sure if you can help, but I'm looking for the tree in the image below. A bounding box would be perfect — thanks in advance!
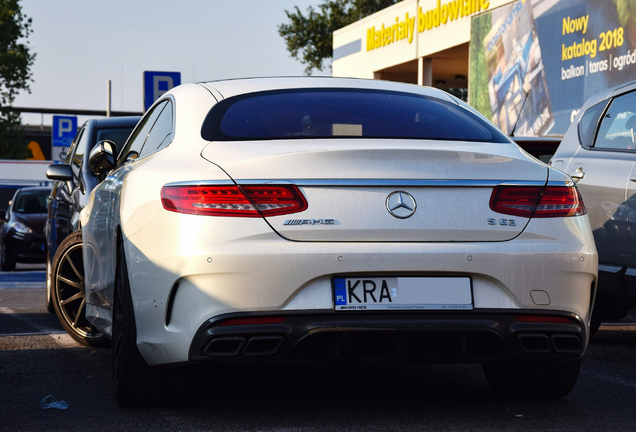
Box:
[279,0,398,75]
[468,12,491,118]
[0,0,35,159]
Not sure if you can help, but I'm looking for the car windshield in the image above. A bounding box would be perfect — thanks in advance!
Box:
[13,189,48,214]
[201,89,510,143]
[96,127,135,153]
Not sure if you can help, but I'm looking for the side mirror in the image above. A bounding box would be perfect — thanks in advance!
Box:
[46,164,73,181]
[89,140,117,181]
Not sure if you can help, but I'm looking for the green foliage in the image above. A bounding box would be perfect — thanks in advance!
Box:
[0,0,35,159]
[613,0,636,27]
[0,111,26,158]
[468,13,492,118]
[279,0,399,75]
[445,88,468,102]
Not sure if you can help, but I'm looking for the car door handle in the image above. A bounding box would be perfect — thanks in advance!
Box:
[630,174,636,182]
[570,171,585,180]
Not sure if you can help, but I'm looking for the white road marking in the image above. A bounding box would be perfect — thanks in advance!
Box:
[0,283,46,289]
[0,306,69,340]
[600,323,636,327]
[48,332,81,348]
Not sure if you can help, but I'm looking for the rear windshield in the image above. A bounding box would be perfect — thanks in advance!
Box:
[201,89,510,143]
[13,189,49,214]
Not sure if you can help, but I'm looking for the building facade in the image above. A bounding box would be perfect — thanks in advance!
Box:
[333,0,636,136]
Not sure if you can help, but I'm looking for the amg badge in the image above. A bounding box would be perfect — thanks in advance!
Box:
[283,219,335,225]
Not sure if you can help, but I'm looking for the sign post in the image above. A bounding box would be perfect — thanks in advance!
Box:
[51,115,77,163]
[143,71,181,111]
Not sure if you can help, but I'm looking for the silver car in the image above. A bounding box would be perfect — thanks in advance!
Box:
[551,81,636,333]
[81,77,597,406]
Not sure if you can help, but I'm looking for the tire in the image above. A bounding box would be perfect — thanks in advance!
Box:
[112,239,179,407]
[51,230,110,347]
[0,242,16,271]
[588,297,633,340]
[46,255,55,313]
[589,312,602,339]
[603,302,632,321]
[483,357,582,400]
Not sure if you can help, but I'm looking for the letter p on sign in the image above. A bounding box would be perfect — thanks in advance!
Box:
[58,119,73,137]
[52,115,78,147]
[144,71,181,111]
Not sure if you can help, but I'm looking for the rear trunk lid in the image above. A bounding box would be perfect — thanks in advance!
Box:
[201,139,548,242]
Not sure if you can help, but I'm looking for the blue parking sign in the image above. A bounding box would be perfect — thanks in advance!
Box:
[143,71,181,111]
[52,115,77,147]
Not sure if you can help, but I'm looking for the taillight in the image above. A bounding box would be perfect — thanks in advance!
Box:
[161,184,308,217]
[490,186,585,218]
[534,187,586,217]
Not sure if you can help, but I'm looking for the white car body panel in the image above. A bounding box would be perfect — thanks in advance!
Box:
[81,77,597,367]
[115,211,595,365]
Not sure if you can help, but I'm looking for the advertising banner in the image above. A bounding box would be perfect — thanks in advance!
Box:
[469,0,636,136]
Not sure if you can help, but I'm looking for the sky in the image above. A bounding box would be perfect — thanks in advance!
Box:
[14,0,328,126]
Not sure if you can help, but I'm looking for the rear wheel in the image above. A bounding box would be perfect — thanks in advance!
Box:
[483,357,582,400]
[112,239,179,407]
[0,242,16,271]
[52,230,109,347]
[589,315,602,339]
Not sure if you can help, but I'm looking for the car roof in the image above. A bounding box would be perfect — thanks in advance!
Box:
[88,116,141,129]
[16,186,52,193]
[198,76,455,102]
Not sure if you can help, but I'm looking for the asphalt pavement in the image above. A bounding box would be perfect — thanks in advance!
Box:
[1,267,636,431]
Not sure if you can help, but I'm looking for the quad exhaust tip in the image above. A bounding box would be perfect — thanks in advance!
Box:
[518,333,551,353]
[204,335,284,357]
[517,333,582,354]
[243,335,284,356]
[204,336,246,356]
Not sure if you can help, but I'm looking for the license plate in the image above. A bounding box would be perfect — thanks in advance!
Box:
[333,277,473,311]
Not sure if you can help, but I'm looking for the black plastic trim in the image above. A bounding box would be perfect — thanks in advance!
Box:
[165,282,179,326]
[188,309,586,364]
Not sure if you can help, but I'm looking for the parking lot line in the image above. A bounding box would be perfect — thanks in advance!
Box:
[0,306,67,337]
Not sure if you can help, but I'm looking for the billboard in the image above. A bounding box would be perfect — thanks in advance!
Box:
[469,0,636,136]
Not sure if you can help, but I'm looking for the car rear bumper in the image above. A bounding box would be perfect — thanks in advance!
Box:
[86,211,597,366]
[188,310,586,364]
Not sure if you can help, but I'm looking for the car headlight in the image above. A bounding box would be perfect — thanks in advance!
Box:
[10,221,33,234]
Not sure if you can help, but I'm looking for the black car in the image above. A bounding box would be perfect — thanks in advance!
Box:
[45,116,140,346]
[0,187,51,271]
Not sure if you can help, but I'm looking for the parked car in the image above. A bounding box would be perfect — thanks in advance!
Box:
[0,186,51,271]
[550,80,636,334]
[45,116,140,346]
[80,77,597,407]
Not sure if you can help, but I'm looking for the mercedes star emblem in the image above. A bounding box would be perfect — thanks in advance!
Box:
[386,191,417,219]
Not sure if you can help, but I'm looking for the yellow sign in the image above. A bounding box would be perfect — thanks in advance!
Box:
[367,0,491,52]
[367,13,416,51]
